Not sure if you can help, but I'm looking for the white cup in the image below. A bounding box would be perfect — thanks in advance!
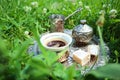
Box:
[40,32,72,52]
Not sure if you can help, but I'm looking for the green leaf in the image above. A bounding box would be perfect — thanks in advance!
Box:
[12,39,32,60]
[0,38,10,64]
[111,19,120,23]
[114,50,119,57]
[65,65,76,80]
[30,55,48,69]
[89,63,120,80]
[27,55,50,76]
[53,63,66,79]
[43,50,58,66]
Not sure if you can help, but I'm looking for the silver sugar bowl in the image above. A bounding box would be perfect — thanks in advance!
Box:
[72,20,93,45]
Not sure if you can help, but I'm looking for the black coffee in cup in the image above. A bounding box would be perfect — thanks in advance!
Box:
[47,40,66,47]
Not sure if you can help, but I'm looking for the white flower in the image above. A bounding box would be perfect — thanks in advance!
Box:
[99,10,105,14]
[24,31,31,38]
[24,31,29,35]
[85,6,91,12]
[79,1,83,7]
[109,9,117,15]
[43,8,47,13]
[31,1,38,8]
[108,4,111,7]
[72,0,76,5]
[72,3,76,5]
[103,4,107,8]
[85,6,89,10]
[62,8,66,11]
[51,2,59,9]
[23,6,32,12]
[109,9,117,18]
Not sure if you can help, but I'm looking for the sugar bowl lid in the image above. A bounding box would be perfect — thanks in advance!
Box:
[73,20,93,33]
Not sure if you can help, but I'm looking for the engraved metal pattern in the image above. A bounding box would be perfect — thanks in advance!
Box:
[72,31,93,43]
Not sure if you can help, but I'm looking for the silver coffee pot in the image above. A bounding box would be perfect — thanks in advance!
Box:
[49,8,83,32]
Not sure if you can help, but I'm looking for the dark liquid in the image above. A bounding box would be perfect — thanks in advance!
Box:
[47,40,66,47]
[74,42,88,47]
[90,55,96,62]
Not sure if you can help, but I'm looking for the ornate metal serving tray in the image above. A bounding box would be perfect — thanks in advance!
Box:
[28,29,110,74]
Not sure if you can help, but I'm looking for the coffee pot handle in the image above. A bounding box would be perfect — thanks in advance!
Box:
[65,8,83,21]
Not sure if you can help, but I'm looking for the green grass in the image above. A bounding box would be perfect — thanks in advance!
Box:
[0,0,120,80]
